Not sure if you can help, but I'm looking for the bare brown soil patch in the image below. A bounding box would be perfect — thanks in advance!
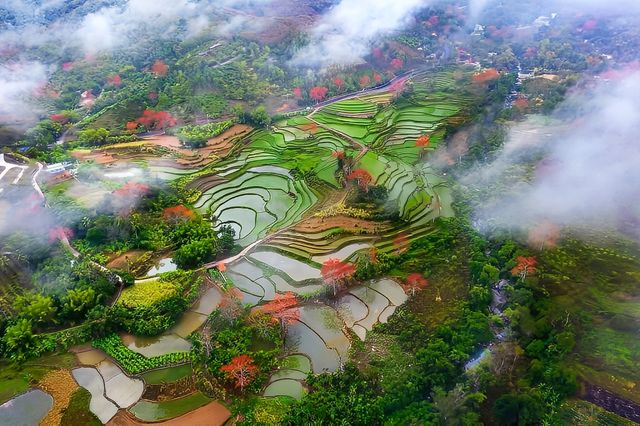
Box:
[107,250,148,270]
[107,401,231,426]
[142,135,195,157]
[295,216,388,234]
[38,369,79,426]
[72,150,117,164]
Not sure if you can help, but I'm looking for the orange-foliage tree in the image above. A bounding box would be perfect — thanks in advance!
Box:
[220,354,258,391]
[472,68,500,83]
[416,134,431,148]
[359,75,371,88]
[347,169,372,192]
[162,205,194,223]
[393,232,409,254]
[369,246,379,264]
[513,97,529,110]
[511,256,537,281]
[151,60,168,77]
[259,292,300,331]
[320,259,355,295]
[125,121,139,132]
[403,273,429,296]
[218,288,244,323]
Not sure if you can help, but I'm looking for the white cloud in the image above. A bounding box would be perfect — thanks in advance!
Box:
[290,0,431,68]
[464,71,640,239]
[0,60,49,128]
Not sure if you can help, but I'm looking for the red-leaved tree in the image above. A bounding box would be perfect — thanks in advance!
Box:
[292,87,302,98]
[136,109,177,129]
[320,259,355,296]
[50,114,69,124]
[106,74,122,87]
[151,60,168,77]
[347,168,373,192]
[390,58,403,70]
[218,288,244,323]
[389,78,406,97]
[416,134,431,158]
[333,78,344,89]
[259,292,300,332]
[49,227,73,243]
[359,75,371,89]
[220,354,258,391]
[403,273,428,296]
[309,86,329,103]
[511,256,537,281]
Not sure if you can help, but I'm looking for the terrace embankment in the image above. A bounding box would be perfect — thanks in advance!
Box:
[107,400,231,426]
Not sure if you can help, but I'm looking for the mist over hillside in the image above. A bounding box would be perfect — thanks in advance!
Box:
[0,2,639,424]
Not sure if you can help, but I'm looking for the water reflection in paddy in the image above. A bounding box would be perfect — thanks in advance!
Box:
[0,389,53,426]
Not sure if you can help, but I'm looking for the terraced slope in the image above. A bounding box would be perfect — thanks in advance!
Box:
[162,70,479,400]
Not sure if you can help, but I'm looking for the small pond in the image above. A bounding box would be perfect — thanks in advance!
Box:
[122,333,192,357]
[142,364,192,385]
[0,389,53,426]
[129,391,211,422]
[146,257,177,276]
[264,379,306,400]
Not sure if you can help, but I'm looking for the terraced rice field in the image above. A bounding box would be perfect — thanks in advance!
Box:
[129,391,211,422]
[126,71,477,400]
[194,166,318,246]
[0,389,53,425]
